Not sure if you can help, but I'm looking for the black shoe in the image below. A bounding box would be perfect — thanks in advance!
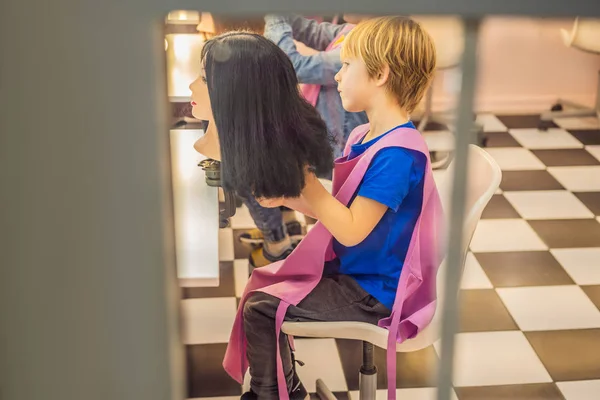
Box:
[289,370,308,400]
[240,391,257,400]
[241,355,307,400]
[290,351,308,400]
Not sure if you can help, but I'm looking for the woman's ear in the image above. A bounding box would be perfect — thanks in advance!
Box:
[374,64,390,88]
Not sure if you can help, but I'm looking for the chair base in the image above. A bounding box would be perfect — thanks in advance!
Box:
[313,341,378,400]
[314,373,377,400]
[417,84,487,169]
[539,69,600,130]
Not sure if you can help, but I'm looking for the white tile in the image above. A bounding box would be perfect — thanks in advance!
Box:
[557,380,600,400]
[554,116,600,130]
[476,114,508,132]
[181,297,237,344]
[218,228,235,261]
[233,259,250,297]
[586,145,600,162]
[348,388,458,400]
[470,219,547,253]
[509,128,583,149]
[504,190,594,220]
[551,248,600,285]
[461,252,493,289]
[230,205,256,229]
[484,148,546,171]
[294,338,347,393]
[423,130,455,152]
[496,285,600,331]
[434,331,551,387]
[548,166,600,191]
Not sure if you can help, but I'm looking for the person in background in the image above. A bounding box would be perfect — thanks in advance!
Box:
[263,14,371,159]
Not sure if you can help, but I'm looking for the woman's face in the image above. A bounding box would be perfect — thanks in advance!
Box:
[189,64,213,121]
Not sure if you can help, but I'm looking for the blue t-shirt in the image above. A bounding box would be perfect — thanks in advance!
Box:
[333,121,426,310]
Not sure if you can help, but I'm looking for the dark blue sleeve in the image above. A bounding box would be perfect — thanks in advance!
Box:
[357,147,425,212]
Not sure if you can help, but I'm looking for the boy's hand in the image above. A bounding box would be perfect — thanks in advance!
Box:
[256,197,286,208]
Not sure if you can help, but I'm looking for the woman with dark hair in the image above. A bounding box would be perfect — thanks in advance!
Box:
[190,30,334,206]
[193,19,333,268]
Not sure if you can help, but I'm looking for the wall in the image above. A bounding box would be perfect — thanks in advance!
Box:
[431,17,600,114]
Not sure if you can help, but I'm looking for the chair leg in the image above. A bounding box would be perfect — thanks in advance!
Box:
[358,342,378,400]
[315,378,338,400]
[540,107,597,121]
[418,85,434,132]
[541,70,600,125]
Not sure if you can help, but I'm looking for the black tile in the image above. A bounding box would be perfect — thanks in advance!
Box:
[484,132,522,148]
[182,262,236,298]
[500,170,564,191]
[459,289,518,332]
[413,120,448,131]
[233,229,253,260]
[336,339,438,390]
[456,383,565,400]
[531,149,600,167]
[574,192,600,215]
[496,114,557,130]
[481,194,521,219]
[526,329,600,382]
[474,251,574,287]
[310,392,350,400]
[582,285,600,311]
[186,343,242,398]
[528,219,600,248]
[569,129,600,145]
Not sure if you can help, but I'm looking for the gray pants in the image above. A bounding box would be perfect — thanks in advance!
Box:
[243,268,391,398]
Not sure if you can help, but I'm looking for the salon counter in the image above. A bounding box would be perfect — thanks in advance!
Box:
[170,128,220,287]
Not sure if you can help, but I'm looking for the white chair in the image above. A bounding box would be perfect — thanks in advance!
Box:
[539,18,600,130]
[282,145,502,399]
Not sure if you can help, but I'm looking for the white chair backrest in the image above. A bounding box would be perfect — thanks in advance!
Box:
[400,145,502,351]
[561,18,600,54]
[412,16,465,69]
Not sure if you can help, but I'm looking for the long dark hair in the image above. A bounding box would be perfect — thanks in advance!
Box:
[201,32,334,198]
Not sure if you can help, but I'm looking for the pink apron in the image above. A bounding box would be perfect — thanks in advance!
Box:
[223,124,446,399]
[300,24,354,107]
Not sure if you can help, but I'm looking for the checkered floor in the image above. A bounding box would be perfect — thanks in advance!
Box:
[181,114,600,400]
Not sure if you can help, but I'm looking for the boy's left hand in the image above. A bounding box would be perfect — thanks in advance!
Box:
[256,197,286,208]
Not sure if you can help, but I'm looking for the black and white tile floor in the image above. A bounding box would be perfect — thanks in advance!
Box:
[182,114,600,400]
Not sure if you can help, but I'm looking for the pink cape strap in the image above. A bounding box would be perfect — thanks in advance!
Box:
[276,301,291,399]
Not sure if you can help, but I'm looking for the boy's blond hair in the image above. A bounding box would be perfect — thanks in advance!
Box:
[341,16,437,114]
